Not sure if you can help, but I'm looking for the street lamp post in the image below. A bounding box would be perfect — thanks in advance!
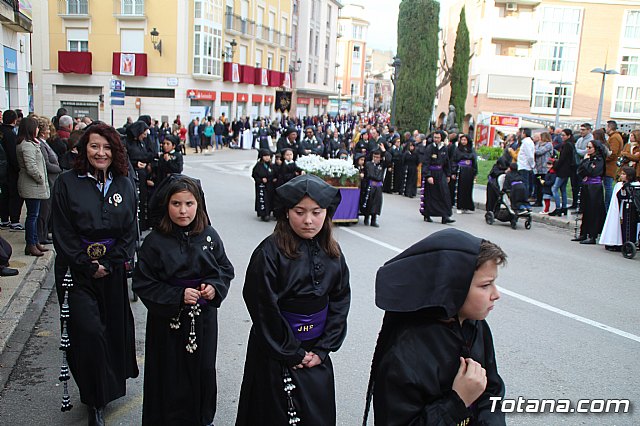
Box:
[591,65,619,129]
[390,56,401,127]
[337,83,342,113]
[550,80,573,129]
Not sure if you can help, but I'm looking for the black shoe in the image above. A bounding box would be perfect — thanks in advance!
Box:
[370,221,379,228]
[580,237,596,245]
[260,216,269,222]
[0,266,18,276]
[364,216,370,226]
[560,208,568,216]
[571,235,587,242]
[442,217,456,225]
[568,204,578,210]
[39,239,53,245]
[88,406,105,426]
[605,245,622,252]
[548,209,560,216]
[424,216,433,222]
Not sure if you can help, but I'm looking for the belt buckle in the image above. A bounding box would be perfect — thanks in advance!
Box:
[87,242,107,260]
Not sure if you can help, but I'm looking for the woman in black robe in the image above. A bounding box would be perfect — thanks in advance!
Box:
[420,131,455,224]
[364,229,507,426]
[251,149,275,221]
[237,174,351,426]
[52,124,139,425]
[401,143,419,198]
[362,150,391,227]
[574,138,606,244]
[133,176,234,426]
[452,134,478,212]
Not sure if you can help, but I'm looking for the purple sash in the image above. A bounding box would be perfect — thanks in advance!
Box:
[171,278,208,305]
[281,305,328,341]
[429,165,443,171]
[81,238,116,260]
[458,160,472,167]
[510,181,523,186]
[370,181,383,187]
[584,176,602,185]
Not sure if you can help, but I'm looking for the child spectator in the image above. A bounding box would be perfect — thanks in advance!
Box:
[503,163,529,212]
[539,158,557,215]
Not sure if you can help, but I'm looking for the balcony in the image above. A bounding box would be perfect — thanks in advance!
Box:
[227,13,293,49]
[1,0,31,32]
[113,0,145,19]
[58,51,92,75]
[490,16,538,43]
[225,13,255,37]
[57,0,89,17]
[480,54,535,78]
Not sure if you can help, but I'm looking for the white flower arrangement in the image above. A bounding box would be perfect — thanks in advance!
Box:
[296,155,361,187]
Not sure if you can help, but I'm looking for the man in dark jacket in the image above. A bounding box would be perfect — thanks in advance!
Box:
[213,118,225,150]
[0,110,23,230]
[188,117,201,153]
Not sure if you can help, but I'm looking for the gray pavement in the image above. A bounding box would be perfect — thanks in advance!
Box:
[0,148,638,425]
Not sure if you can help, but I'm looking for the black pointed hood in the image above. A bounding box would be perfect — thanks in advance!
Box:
[375,229,482,317]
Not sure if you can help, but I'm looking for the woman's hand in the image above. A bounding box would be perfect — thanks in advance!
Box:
[293,352,314,370]
[303,352,322,368]
[262,177,268,183]
[199,284,216,301]
[427,177,434,185]
[92,261,109,279]
[452,357,487,407]
[184,288,201,305]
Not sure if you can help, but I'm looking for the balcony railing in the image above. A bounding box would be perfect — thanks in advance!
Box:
[2,0,18,12]
[58,0,89,15]
[226,13,255,36]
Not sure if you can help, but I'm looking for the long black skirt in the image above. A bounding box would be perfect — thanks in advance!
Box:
[392,160,404,193]
[456,166,475,211]
[236,329,336,426]
[382,168,393,193]
[403,166,417,198]
[362,184,383,215]
[420,171,452,218]
[580,183,606,238]
[254,183,273,218]
[65,266,138,408]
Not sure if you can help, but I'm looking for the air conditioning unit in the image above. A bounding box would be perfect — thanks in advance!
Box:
[506,2,518,11]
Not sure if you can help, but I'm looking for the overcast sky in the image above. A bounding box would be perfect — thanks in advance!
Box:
[362,0,401,52]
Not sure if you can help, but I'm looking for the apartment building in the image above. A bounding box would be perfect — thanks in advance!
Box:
[335,0,368,113]
[32,0,292,125]
[364,48,393,112]
[0,0,32,112]
[437,0,640,132]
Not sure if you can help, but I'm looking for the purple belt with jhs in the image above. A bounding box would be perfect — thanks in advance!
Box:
[81,238,116,260]
[458,160,472,167]
[429,165,443,171]
[584,176,602,185]
[370,181,383,187]
[171,278,208,305]
[281,305,328,341]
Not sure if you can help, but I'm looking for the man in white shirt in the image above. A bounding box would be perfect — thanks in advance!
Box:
[516,128,535,199]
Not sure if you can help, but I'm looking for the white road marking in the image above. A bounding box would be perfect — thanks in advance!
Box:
[339,227,640,344]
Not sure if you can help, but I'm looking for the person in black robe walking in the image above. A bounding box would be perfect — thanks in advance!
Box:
[420,131,455,224]
[277,148,304,187]
[362,150,391,227]
[133,176,234,426]
[237,174,351,426]
[363,229,507,426]
[251,149,275,221]
[447,135,458,206]
[157,135,184,183]
[386,136,403,194]
[52,124,139,426]
[572,139,606,244]
[452,134,478,212]
[401,142,419,198]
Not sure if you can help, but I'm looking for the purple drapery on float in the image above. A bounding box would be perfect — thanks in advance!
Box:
[332,187,360,222]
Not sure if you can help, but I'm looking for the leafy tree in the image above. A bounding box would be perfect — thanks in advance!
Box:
[449,6,470,130]
[395,0,439,132]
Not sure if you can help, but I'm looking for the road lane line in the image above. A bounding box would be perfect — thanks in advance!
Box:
[339,227,640,344]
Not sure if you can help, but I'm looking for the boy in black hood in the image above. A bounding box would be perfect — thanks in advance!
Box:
[364,229,507,425]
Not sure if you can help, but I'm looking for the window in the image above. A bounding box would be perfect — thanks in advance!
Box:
[532,83,573,110]
[324,66,329,85]
[67,28,89,52]
[327,5,332,27]
[325,36,330,60]
[121,29,144,53]
[308,61,312,82]
[66,0,88,14]
[122,0,144,15]
[256,49,263,68]
[536,42,577,73]
[313,63,318,83]
[315,33,319,56]
[267,53,274,70]
[269,11,276,42]
[309,29,314,52]
[280,56,286,72]
[193,0,223,77]
[625,11,640,40]
[239,45,248,65]
[539,7,581,37]
[353,45,361,59]
[621,54,639,76]
[614,86,640,114]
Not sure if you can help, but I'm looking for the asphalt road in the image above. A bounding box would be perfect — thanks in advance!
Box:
[0,149,638,425]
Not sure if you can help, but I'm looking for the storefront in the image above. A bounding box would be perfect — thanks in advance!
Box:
[187,89,216,120]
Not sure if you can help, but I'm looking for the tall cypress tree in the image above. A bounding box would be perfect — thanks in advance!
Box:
[449,6,470,130]
[396,0,439,132]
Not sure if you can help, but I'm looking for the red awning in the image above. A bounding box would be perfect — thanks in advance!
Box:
[58,51,92,75]
[187,89,216,100]
[297,97,310,105]
[237,93,249,102]
[252,94,263,103]
[265,95,274,103]
[112,52,148,77]
[221,92,234,102]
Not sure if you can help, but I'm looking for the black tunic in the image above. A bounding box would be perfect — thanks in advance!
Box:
[577,155,606,238]
[372,314,506,426]
[362,156,390,216]
[420,143,452,218]
[388,145,404,193]
[132,227,234,426]
[252,161,275,218]
[157,150,184,182]
[236,235,351,426]
[401,150,419,198]
[452,147,478,211]
[277,160,303,187]
[52,170,139,408]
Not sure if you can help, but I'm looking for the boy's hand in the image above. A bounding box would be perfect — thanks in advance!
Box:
[452,357,487,407]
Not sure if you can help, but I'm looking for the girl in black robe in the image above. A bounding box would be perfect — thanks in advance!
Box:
[157,135,184,183]
[251,149,275,221]
[354,153,367,215]
[401,143,419,198]
[452,134,478,212]
[52,124,139,425]
[574,139,606,244]
[277,147,304,187]
[237,174,351,426]
[133,176,234,426]
[421,132,455,224]
[364,229,507,426]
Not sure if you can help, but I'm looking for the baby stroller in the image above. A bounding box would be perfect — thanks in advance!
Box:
[621,182,640,259]
[485,174,532,230]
